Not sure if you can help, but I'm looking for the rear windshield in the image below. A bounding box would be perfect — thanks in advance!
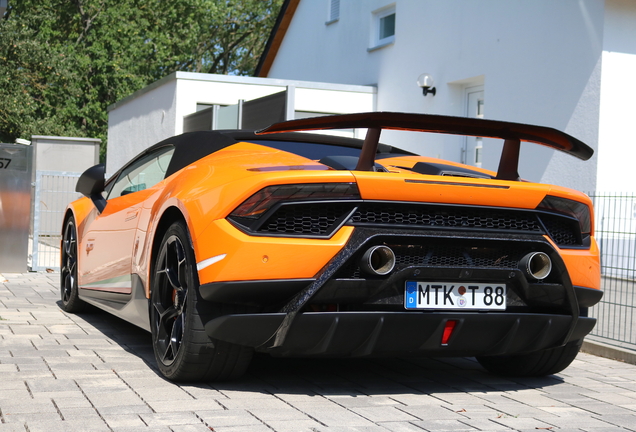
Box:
[245,139,413,160]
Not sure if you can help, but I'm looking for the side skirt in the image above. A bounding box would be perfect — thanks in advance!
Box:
[79,274,150,332]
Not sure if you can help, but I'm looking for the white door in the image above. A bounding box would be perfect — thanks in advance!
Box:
[463,86,484,167]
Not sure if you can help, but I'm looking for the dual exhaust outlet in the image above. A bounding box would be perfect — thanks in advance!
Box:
[359,245,552,281]
[517,251,552,280]
[360,245,396,276]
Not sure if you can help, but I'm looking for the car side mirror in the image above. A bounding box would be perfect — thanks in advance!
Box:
[76,164,107,213]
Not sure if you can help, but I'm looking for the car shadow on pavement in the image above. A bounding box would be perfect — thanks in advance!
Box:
[242,354,566,397]
[57,300,157,365]
[61,302,566,396]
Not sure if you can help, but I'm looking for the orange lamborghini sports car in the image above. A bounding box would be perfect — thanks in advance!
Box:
[61,112,602,381]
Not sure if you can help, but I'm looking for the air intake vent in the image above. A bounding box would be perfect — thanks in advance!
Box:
[257,203,355,236]
[350,203,543,232]
[539,214,580,246]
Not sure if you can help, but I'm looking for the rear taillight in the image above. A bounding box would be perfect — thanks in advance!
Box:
[537,195,592,235]
[230,183,360,220]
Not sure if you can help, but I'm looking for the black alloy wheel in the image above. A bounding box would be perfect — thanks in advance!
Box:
[152,231,189,366]
[150,220,253,381]
[60,216,85,312]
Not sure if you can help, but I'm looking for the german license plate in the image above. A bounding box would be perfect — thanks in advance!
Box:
[405,281,506,310]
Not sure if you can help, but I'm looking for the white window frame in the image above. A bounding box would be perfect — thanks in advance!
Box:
[326,0,340,25]
[369,4,396,51]
[463,85,485,167]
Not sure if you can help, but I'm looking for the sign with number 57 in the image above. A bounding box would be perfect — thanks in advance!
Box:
[0,158,11,169]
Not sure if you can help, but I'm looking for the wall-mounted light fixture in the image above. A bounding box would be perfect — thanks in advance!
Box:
[417,73,436,96]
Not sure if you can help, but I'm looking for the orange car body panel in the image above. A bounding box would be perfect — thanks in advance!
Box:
[66,140,601,301]
[195,220,354,285]
[546,235,601,290]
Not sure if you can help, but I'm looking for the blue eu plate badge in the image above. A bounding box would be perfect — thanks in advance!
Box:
[405,281,418,308]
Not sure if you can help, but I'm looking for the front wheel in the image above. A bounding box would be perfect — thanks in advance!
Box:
[60,216,86,313]
[476,339,583,377]
[150,220,253,382]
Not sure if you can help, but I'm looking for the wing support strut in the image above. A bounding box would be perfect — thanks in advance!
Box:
[356,128,381,171]
[496,139,521,181]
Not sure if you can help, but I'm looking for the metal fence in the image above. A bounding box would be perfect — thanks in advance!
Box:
[588,192,636,349]
[31,171,82,271]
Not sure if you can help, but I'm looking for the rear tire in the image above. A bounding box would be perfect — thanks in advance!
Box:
[476,339,583,377]
[60,216,86,313]
[150,220,253,382]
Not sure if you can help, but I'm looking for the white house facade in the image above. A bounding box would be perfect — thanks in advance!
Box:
[258,0,636,193]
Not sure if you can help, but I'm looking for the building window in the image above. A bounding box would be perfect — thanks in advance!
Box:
[327,0,339,24]
[379,11,395,40]
[370,5,395,50]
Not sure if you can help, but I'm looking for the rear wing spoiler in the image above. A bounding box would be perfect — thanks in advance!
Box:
[256,112,593,181]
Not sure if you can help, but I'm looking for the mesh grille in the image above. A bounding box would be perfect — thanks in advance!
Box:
[394,244,522,268]
[350,203,543,232]
[336,242,527,279]
[539,214,579,246]
[258,203,354,235]
[247,201,581,246]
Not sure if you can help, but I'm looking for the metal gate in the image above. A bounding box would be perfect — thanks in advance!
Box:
[588,192,636,350]
[31,171,81,271]
[0,143,33,272]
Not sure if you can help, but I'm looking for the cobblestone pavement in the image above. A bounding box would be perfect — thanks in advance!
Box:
[1,272,636,432]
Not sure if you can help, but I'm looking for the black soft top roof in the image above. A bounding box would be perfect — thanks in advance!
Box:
[107,131,235,183]
[118,129,411,181]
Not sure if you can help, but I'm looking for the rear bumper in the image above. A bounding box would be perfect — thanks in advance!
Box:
[201,227,601,358]
[204,311,596,357]
[200,279,603,309]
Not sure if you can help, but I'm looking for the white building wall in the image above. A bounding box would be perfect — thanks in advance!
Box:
[267,0,605,191]
[107,72,375,173]
[172,73,376,133]
[294,88,374,115]
[597,0,636,193]
[173,74,288,135]
[107,77,178,174]
[30,136,100,173]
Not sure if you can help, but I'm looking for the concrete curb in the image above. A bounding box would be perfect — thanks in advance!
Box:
[582,337,636,365]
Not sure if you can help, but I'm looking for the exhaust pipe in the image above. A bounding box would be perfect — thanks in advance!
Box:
[360,245,396,276]
[518,252,552,280]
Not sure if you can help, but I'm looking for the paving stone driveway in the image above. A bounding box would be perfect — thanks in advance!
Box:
[1,271,636,432]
